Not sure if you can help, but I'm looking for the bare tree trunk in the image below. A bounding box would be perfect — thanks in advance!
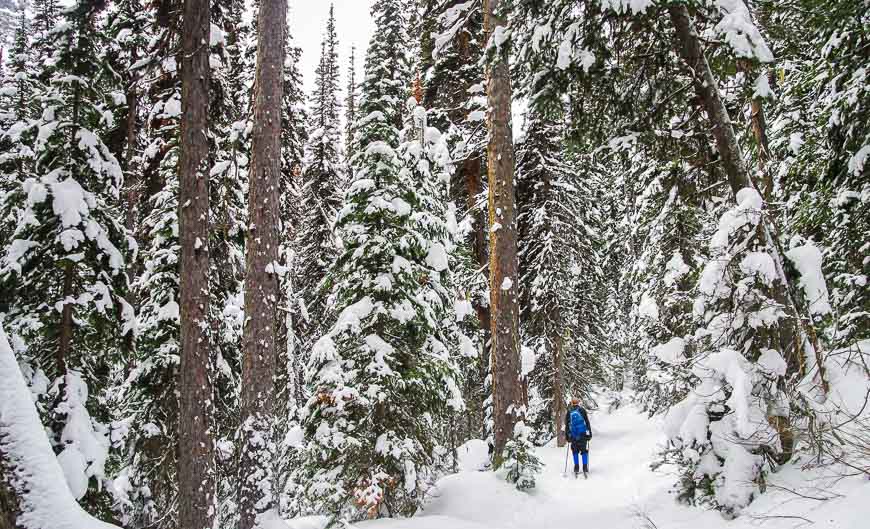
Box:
[553,331,566,447]
[177,0,215,526]
[237,0,285,526]
[750,97,772,198]
[483,0,523,468]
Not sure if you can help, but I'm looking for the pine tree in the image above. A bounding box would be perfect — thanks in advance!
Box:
[0,0,133,516]
[516,109,603,445]
[292,5,344,361]
[298,97,462,520]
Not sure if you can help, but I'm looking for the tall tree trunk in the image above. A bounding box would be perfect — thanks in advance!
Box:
[237,0,285,526]
[483,0,523,467]
[177,0,215,526]
[667,4,753,195]
[463,155,490,320]
[552,330,566,447]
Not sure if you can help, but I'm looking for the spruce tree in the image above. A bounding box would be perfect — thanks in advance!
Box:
[0,0,133,516]
[299,97,462,520]
[420,0,490,444]
[277,14,308,442]
[0,8,36,194]
[293,5,344,359]
[516,109,604,445]
[111,2,184,525]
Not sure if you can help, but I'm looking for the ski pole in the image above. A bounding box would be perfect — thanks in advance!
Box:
[563,443,569,475]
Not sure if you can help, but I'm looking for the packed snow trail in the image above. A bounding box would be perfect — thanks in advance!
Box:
[284,402,868,529]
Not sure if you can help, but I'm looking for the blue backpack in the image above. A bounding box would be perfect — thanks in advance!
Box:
[569,409,587,439]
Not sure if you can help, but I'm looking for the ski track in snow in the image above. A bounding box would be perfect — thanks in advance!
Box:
[286,404,869,529]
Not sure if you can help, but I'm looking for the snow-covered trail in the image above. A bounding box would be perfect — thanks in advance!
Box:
[400,403,698,529]
[287,403,868,529]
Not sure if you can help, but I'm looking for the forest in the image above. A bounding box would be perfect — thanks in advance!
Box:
[0,0,867,528]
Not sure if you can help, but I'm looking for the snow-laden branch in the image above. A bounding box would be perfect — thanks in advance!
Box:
[0,324,120,529]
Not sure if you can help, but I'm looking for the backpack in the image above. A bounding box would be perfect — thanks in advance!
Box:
[569,409,587,439]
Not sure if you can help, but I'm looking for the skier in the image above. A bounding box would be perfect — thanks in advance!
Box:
[565,397,592,478]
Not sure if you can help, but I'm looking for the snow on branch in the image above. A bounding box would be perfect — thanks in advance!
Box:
[0,324,121,529]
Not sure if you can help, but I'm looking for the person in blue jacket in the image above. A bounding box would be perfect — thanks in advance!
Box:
[564,397,592,477]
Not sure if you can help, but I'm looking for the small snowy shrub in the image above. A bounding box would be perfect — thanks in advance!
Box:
[501,420,542,491]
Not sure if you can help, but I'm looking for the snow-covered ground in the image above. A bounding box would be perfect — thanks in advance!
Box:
[285,403,869,529]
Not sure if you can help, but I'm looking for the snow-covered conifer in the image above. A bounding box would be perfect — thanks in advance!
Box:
[516,109,604,443]
[298,98,462,519]
[292,4,344,358]
[0,1,133,516]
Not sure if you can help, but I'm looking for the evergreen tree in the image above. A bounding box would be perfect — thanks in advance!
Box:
[292,5,344,361]
[0,8,36,197]
[481,0,534,488]
[0,0,133,517]
[516,109,604,444]
[209,1,250,525]
[177,0,216,524]
[30,0,59,60]
[111,1,184,525]
[298,99,462,520]
[277,12,308,461]
[237,0,286,525]
[767,0,869,349]
[421,0,490,444]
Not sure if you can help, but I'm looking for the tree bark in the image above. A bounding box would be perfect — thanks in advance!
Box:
[750,96,772,198]
[237,0,285,526]
[177,0,215,526]
[463,154,492,341]
[552,331,566,447]
[667,4,752,196]
[483,0,523,467]
[0,455,18,529]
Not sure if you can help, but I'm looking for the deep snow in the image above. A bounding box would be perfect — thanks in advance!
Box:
[284,401,869,529]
